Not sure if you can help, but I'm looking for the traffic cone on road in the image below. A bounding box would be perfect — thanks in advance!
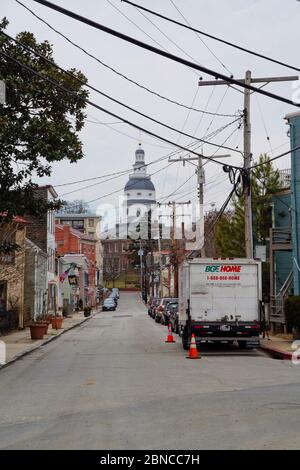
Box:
[186,334,201,359]
[165,323,176,343]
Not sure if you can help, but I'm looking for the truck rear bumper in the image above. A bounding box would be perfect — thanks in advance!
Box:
[190,322,260,343]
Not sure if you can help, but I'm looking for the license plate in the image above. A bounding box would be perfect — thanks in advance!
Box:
[220,325,231,332]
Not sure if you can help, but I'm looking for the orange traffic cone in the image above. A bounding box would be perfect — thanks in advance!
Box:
[186,334,201,359]
[165,323,176,343]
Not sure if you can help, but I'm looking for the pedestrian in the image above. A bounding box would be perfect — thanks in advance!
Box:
[261,317,271,340]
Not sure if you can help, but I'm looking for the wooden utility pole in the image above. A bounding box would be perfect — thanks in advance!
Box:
[169,154,230,256]
[158,201,190,297]
[198,71,298,258]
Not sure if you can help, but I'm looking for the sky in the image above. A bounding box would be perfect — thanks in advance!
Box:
[2,0,300,215]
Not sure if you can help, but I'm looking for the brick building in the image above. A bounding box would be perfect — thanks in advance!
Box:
[26,185,58,314]
[55,212,103,285]
[55,223,97,306]
[0,216,29,330]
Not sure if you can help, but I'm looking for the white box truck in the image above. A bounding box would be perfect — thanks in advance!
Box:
[179,258,262,350]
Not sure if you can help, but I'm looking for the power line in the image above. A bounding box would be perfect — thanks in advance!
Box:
[30,0,300,108]
[61,161,174,208]
[54,118,236,189]
[0,49,244,169]
[1,31,242,155]
[128,1,200,75]
[251,145,300,169]
[169,0,232,75]
[105,0,170,52]
[122,0,300,74]
[15,0,237,118]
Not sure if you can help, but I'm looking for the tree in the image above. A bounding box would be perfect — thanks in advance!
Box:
[61,200,90,214]
[215,154,283,257]
[0,19,88,225]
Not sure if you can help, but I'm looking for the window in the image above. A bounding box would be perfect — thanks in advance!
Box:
[149,193,152,196]
[88,232,94,238]
[127,193,130,196]
[137,192,141,196]
[71,220,84,231]
[136,209,141,217]
[88,218,94,228]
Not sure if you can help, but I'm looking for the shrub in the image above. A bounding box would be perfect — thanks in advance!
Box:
[285,296,300,330]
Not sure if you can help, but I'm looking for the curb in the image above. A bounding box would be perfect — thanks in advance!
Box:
[0,311,98,371]
[260,344,293,360]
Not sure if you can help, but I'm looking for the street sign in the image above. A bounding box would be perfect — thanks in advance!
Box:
[68,275,78,286]
[255,245,267,262]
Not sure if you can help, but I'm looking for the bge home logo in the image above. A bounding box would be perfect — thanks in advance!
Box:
[205,265,241,273]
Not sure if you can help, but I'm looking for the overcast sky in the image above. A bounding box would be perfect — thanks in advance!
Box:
[2,0,300,214]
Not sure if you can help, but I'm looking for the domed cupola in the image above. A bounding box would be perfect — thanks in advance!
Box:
[124,144,156,215]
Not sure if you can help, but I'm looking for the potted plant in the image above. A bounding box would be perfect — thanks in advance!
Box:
[285,296,300,339]
[84,306,92,317]
[29,315,48,340]
[50,314,63,330]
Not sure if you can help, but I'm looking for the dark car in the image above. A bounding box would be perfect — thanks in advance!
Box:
[102,299,116,311]
[167,301,179,332]
[155,298,177,324]
[148,297,160,317]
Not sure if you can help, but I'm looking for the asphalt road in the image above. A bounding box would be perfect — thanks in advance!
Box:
[0,292,300,450]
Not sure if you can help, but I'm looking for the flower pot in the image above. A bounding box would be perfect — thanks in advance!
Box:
[51,317,63,330]
[29,324,45,340]
[42,321,50,335]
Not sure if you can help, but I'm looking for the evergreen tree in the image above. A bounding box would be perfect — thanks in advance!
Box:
[215,154,282,257]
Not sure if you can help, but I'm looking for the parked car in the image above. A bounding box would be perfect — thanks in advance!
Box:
[108,293,118,307]
[167,301,179,332]
[155,298,177,324]
[112,288,120,299]
[148,297,160,317]
[102,298,116,311]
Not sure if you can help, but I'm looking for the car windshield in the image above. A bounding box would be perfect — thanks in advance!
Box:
[163,298,176,305]
[168,302,178,309]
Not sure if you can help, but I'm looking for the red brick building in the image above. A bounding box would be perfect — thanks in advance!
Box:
[55,224,97,305]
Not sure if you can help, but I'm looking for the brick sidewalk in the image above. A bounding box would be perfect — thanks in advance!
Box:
[0,310,99,369]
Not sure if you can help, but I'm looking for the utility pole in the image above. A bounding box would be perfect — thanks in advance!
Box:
[169,154,230,256]
[198,71,298,258]
[138,239,143,299]
[158,201,190,297]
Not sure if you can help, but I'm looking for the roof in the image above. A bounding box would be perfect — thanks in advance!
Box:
[55,223,96,242]
[0,213,30,225]
[285,111,300,121]
[55,212,101,219]
[124,178,155,191]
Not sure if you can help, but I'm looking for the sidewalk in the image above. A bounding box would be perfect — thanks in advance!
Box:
[0,310,99,369]
[260,334,297,360]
